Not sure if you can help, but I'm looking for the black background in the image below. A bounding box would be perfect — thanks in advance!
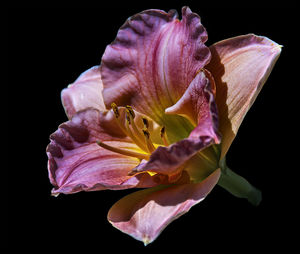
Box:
[7,3,298,253]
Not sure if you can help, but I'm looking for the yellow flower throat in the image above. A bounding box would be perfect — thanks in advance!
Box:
[97,103,168,161]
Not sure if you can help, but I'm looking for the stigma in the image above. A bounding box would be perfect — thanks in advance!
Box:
[97,103,168,161]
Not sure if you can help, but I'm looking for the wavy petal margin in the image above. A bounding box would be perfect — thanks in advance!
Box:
[100,6,210,123]
[108,168,220,245]
[61,66,105,119]
[47,108,158,195]
[206,34,281,158]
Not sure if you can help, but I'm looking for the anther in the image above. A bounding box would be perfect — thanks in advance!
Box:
[142,117,149,129]
[160,126,169,146]
[96,140,150,160]
[143,129,156,153]
[142,129,150,139]
[111,103,119,118]
[125,105,135,119]
[160,126,165,137]
[125,111,148,152]
[125,109,132,124]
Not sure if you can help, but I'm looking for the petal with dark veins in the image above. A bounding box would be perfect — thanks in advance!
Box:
[47,108,158,195]
[100,7,210,124]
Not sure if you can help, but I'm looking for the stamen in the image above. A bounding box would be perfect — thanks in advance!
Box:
[125,107,147,147]
[96,141,150,160]
[125,114,148,152]
[125,105,135,119]
[143,129,156,153]
[111,103,120,118]
[111,102,129,136]
[160,126,169,146]
[125,109,132,124]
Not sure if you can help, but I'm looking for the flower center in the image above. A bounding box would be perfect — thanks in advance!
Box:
[97,103,168,161]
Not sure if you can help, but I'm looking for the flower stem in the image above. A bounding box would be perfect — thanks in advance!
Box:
[218,162,262,206]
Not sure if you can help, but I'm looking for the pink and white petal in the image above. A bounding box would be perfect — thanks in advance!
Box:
[47,108,157,195]
[100,7,210,124]
[108,168,220,245]
[61,66,105,119]
[206,34,281,158]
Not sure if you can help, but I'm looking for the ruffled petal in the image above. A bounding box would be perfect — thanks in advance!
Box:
[47,108,158,195]
[130,70,220,180]
[206,34,281,158]
[100,7,210,123]
[61,66,105,119]
[108,169,220,245]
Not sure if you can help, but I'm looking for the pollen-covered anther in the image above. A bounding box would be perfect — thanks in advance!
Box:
[125,105,135,119]
[111,102,120,118]
[125,110,132,124]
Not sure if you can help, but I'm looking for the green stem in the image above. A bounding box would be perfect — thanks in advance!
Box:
[218,165,262,206]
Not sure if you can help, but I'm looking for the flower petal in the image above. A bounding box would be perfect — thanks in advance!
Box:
[130,70,220,179]
[130,136,219,183]
[100,7,210,123]
[61,66,105,119]
[165,69,219,140]
[206,34,281,158]
[47,108,158,195]
[108,168,220,245]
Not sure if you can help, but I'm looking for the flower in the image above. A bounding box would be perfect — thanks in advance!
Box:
[46,6,281,245]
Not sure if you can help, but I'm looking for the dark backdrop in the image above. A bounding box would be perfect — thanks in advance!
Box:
[7,4,298,253]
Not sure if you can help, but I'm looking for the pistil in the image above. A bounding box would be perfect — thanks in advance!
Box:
[96,141,150,160]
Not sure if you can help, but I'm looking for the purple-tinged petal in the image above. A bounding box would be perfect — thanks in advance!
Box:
[165,69,219,140]
[47,108,158,195]
[100,7,210,123]
[206,34,281,158]
[61,66,105,119]
[130,136,218,181]
[130,71,220,179]
[108,169,220,245]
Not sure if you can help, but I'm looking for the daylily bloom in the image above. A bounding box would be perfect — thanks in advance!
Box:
[46,7,281,245]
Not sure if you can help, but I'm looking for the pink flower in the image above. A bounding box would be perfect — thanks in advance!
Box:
[46,7,281,245]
